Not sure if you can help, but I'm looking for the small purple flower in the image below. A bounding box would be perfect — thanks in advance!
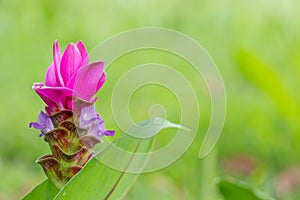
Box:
[79,105,99,129]
[79,105,115,139]
[29,111,54,136]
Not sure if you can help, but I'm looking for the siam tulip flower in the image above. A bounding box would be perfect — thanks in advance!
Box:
[29,40,114,189]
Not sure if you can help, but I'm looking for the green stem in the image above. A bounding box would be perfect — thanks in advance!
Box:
[199,147,221,200]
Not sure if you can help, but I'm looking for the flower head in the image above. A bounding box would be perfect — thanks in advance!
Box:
[29,40,114,189]
[33,41,106,114]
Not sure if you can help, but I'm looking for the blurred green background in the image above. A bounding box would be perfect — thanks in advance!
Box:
[1,0,300,199]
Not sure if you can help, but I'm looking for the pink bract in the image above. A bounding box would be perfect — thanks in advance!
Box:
[33,41,106,114]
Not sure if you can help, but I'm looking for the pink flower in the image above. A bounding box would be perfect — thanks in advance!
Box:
[33,41,106,114]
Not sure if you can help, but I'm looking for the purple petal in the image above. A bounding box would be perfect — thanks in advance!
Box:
[88,120,114,138]
[89,121,105,139]
[66,62,105,101]
[60,43,82,85]
[79,105,98,129]
[45,117,54,132]
[45,63,58,87]
[104,130,115,136]
[29,122,44,129]
[78,105,114,138]
[76,40,89,66]
[53,41,64,86]
[37,111,49,123]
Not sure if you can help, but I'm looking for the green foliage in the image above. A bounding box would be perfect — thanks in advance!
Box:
[218,177,274,200]
[22,118,185,199]
[55,136,153,199]
[236,50,299,126]
[22,180,58,200]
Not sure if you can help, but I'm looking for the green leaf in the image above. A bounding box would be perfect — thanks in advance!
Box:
[217,177,274,200]
[54,118,185,200]
[236,50,299,122]
[21,179,59,200]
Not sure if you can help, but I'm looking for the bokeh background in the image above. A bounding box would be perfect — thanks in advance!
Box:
[1,0,300,199]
